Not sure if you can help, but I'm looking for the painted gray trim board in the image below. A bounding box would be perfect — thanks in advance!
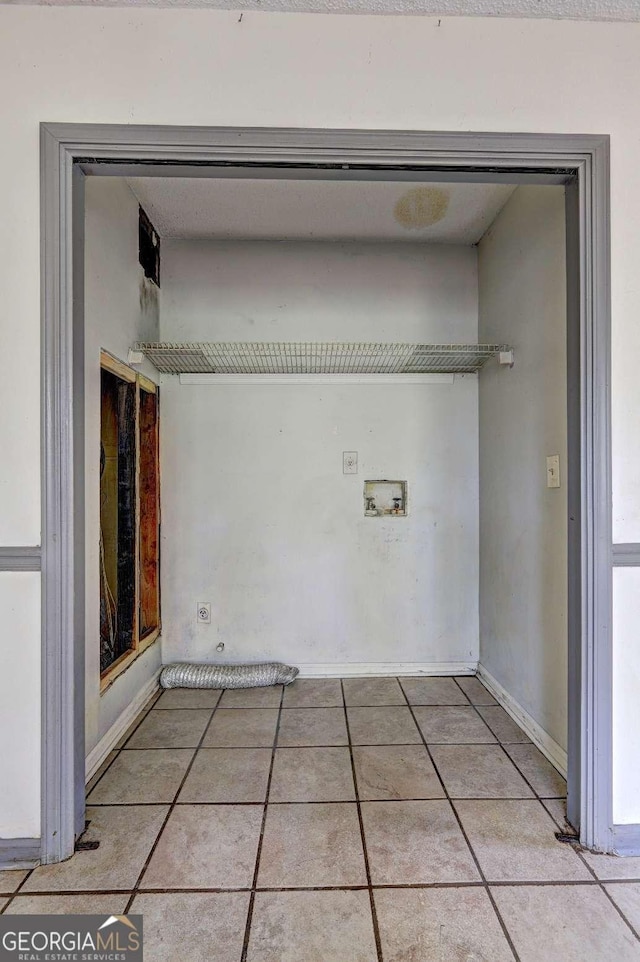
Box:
[0,838,41,871]
[612,824,640,857]
[612,543,640,566]
[40,123,612,860]
[0,547,41,571]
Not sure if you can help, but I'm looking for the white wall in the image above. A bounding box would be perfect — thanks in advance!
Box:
[84,177,161,756]
[160,240,479,671]
[1,7,640,834]
[478,185,567,750]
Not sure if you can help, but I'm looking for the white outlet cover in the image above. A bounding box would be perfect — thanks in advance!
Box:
[197,602,211,624]
[343,451,358,474]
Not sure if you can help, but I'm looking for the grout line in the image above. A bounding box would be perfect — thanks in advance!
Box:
[83,794,568,808]
[7,878,640,900]
[598,882,640,941]
[85,688,163,798]
[239,684,286,962]
[340,679,385,962]
[449,679,640,944]
[398,676,523,962]
[150,702,501,711]
[122,696,224,914]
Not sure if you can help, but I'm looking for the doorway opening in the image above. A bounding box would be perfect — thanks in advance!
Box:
[40,126,611,865]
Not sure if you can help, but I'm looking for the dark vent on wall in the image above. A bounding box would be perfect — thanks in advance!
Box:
[139,206,160,287]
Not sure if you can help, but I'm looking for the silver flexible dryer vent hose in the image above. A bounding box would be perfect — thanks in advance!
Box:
[159,662,299,690]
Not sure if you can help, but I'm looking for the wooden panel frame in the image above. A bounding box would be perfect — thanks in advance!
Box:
[99,351,160,694]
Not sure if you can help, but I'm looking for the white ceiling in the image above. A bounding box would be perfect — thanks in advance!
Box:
[126,177,517,244]
[3,0,639,19]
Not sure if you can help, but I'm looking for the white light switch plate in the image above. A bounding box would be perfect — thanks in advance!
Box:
[546,455,560,488]
[343,451,358,474]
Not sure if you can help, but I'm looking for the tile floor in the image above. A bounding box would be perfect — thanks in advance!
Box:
[3,674,640,961]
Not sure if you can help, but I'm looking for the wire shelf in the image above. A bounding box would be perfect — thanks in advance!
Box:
[133,342,512,376]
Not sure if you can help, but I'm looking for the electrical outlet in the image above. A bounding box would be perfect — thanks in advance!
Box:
[197,602,211,624]
[343,451,358,475]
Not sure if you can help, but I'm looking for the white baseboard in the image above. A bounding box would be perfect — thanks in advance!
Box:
[476,665,567,777]
[297,661,477,678]
[85,669,161,782]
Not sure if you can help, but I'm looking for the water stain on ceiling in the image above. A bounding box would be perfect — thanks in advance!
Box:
[394,186,450,230]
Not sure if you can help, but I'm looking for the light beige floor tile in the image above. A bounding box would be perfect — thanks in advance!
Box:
[86,751,119,795]
[282,679,343,708]
[179,748,272,803]
[413,706,497,744]
[277,708,348,746]
[493,884,640,961]
[142,804,262,889]
[154,689,222,709]
[504,744,567,797]
[362,800,480,884]
[375,886,516,961]
[430,745,534,798]
[218,686,282,708]
[477,706,531,743]
[347,707,420,745]
[114,709,153,749]
[0,899,8,911]
[269,748,355,802]
[541,797,577,832]
[87,749,193,804]
[0,870,28,894]
[399,677,468,706]
[583,852,640,880]
[455,676,499,705]
[202,709,278,748]
[605,884,640,932]
[131,891,250,962]
[5,894,130,914]
[455,799,591,881]
[257,803,366,887]
[126,709,212,748]
[22,806,168,892]
[352,745,445,800]
[342,677,405,706]
[247,889,377,962]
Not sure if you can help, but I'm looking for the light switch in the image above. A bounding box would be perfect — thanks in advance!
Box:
[546,455,560,488]
[343,451,358,474]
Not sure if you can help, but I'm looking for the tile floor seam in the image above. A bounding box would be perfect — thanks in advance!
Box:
[8,878,635,900]
[122,696,223,914]
[456,677,561,805]
[83,794,569,808]
[340,678,385,962]
[83,687,162,800]
[600,884,640,941]
[400,675,523,962]
[572,845,640,942]
[239,683,286,962]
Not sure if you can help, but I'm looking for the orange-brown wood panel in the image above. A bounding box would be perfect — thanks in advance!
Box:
[139,386,160,638]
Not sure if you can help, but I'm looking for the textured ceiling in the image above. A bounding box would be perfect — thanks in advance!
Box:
[2,0,639,17]
[126,177,517,243]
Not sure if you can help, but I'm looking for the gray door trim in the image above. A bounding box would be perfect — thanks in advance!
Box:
[40,123,612,860]
[0,837,42,871]
[612,543,640,566]
[0,547,41,572]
